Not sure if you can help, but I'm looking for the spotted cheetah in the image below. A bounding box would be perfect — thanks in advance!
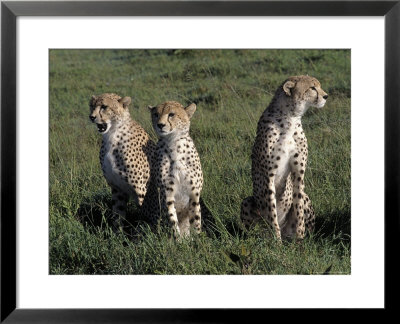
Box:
[148,101,203,238]
[89,93,156,231]
[240,76,328,241]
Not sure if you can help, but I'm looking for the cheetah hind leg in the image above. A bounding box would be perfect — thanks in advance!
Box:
[110,188,128,233]
[303,193,315,234]
[281,192,315,240]
[140,184,162,228]
[240,196,263,230]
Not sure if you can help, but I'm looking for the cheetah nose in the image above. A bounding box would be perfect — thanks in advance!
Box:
[157,123,166,130]
[323,94,328,100]
[89,116,96,122]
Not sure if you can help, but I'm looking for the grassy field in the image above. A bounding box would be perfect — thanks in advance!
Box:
[49,49,351,275]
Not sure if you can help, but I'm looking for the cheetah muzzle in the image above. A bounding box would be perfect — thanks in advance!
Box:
[96,122,109,133]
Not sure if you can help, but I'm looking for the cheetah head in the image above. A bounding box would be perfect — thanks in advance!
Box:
[89,93,131,134]
[281,75,328,114]
[148,101,196,138]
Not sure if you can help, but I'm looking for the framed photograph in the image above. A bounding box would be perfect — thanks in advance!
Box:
[1,0,397,321]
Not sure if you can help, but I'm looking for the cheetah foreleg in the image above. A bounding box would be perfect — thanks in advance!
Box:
[290,159,306,240]
[164,189,181,238]
[255,176,282,241]
[266,182,282,241]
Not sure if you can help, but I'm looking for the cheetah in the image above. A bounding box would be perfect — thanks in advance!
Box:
[240,75,328,241]
[148,101,203,238]
[89,93,156,231]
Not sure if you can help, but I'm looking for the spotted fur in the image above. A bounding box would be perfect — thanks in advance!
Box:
[89,93,156,231]
[240,76,328,241]
[148,101,203,238]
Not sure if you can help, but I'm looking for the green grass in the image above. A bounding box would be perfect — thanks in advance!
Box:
[49,49,351,275]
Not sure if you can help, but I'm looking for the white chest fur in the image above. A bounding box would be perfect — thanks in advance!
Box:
[274,124,297,196]
[101,122,127,191]
[161,136,193,211]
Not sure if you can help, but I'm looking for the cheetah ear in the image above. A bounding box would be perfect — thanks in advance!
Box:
[184,103,197,119]
[147,105,155,111]
[118,96,131,109]
[283,80,295,96]
[90,95,97,106]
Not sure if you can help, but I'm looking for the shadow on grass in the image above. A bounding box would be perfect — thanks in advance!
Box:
[76,192,349,246]
[75,192,217,239]
[217,208,351,244]
[314,210,351,244]
[75,192,110,229]
[75,192,147,239]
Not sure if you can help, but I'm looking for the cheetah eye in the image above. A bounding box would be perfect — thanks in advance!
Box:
[311,86,317,91]
[168,113,175,118]
[101,105,107,110]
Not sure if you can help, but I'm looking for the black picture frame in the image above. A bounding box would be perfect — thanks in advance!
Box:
[1,0,398,322]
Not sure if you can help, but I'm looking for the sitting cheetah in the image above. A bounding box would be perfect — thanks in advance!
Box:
[148,101,203,238]
[240,75,328,241]
[89,93,156,230]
